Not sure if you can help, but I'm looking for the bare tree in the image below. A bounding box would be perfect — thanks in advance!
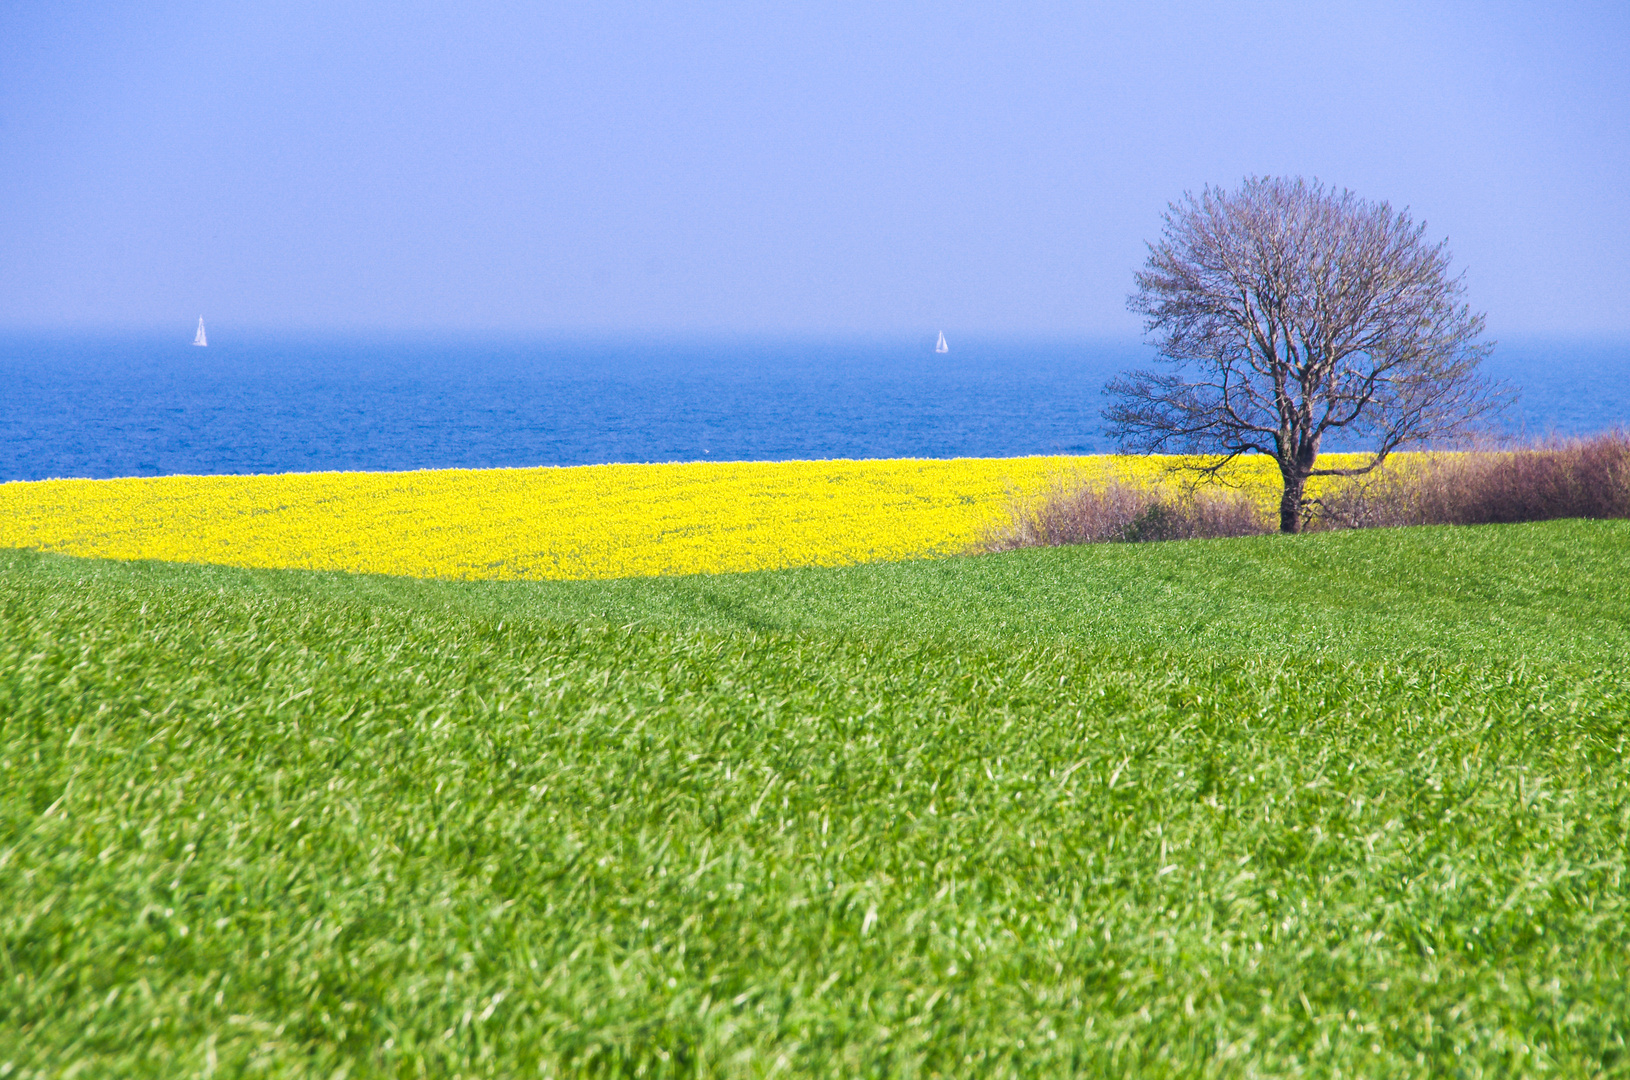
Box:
[1105,176,1504,533]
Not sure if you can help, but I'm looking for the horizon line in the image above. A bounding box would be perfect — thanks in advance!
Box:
[2,324,1628,343]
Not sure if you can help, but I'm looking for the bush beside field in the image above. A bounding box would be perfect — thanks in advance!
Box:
[4,522,1630,1077]
[983,434,1630,549]
[1316,432,1630,529]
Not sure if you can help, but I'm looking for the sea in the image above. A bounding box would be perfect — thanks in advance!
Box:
[1,332,1626,482]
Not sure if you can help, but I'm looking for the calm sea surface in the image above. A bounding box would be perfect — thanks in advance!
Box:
[1,332,1625,482]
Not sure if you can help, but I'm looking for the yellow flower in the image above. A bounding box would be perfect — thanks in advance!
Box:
[0,454,1379,581]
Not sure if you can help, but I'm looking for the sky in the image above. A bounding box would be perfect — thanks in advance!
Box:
[1,1,1627,337]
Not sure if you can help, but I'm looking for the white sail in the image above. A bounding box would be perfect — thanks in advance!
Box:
[935,331,948,353]
[193,318,207,347]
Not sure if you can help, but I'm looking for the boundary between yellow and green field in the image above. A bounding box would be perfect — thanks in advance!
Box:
[0,453,1375,580]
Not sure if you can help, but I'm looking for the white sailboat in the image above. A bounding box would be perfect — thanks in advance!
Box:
[935,330,948,354]
[193,318,208,347]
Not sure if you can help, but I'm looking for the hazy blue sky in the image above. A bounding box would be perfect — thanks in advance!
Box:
[2,1,1626,336]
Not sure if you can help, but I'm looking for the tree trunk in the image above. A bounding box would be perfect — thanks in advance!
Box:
[1279,472,1308,534]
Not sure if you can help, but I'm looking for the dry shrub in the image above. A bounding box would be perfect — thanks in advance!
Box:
[981,434,1630,553]
[1312,431,1630,530]
[981,478,1268,551]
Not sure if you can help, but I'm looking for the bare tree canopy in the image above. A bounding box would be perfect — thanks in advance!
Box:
[1105,176,1505,533]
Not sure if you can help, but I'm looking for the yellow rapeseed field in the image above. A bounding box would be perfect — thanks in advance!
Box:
[0,454,1347,581]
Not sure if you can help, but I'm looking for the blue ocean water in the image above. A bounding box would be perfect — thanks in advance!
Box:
[1,332,1625,482]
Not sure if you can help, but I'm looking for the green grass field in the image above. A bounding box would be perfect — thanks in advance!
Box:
[4,521,1629,1077]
